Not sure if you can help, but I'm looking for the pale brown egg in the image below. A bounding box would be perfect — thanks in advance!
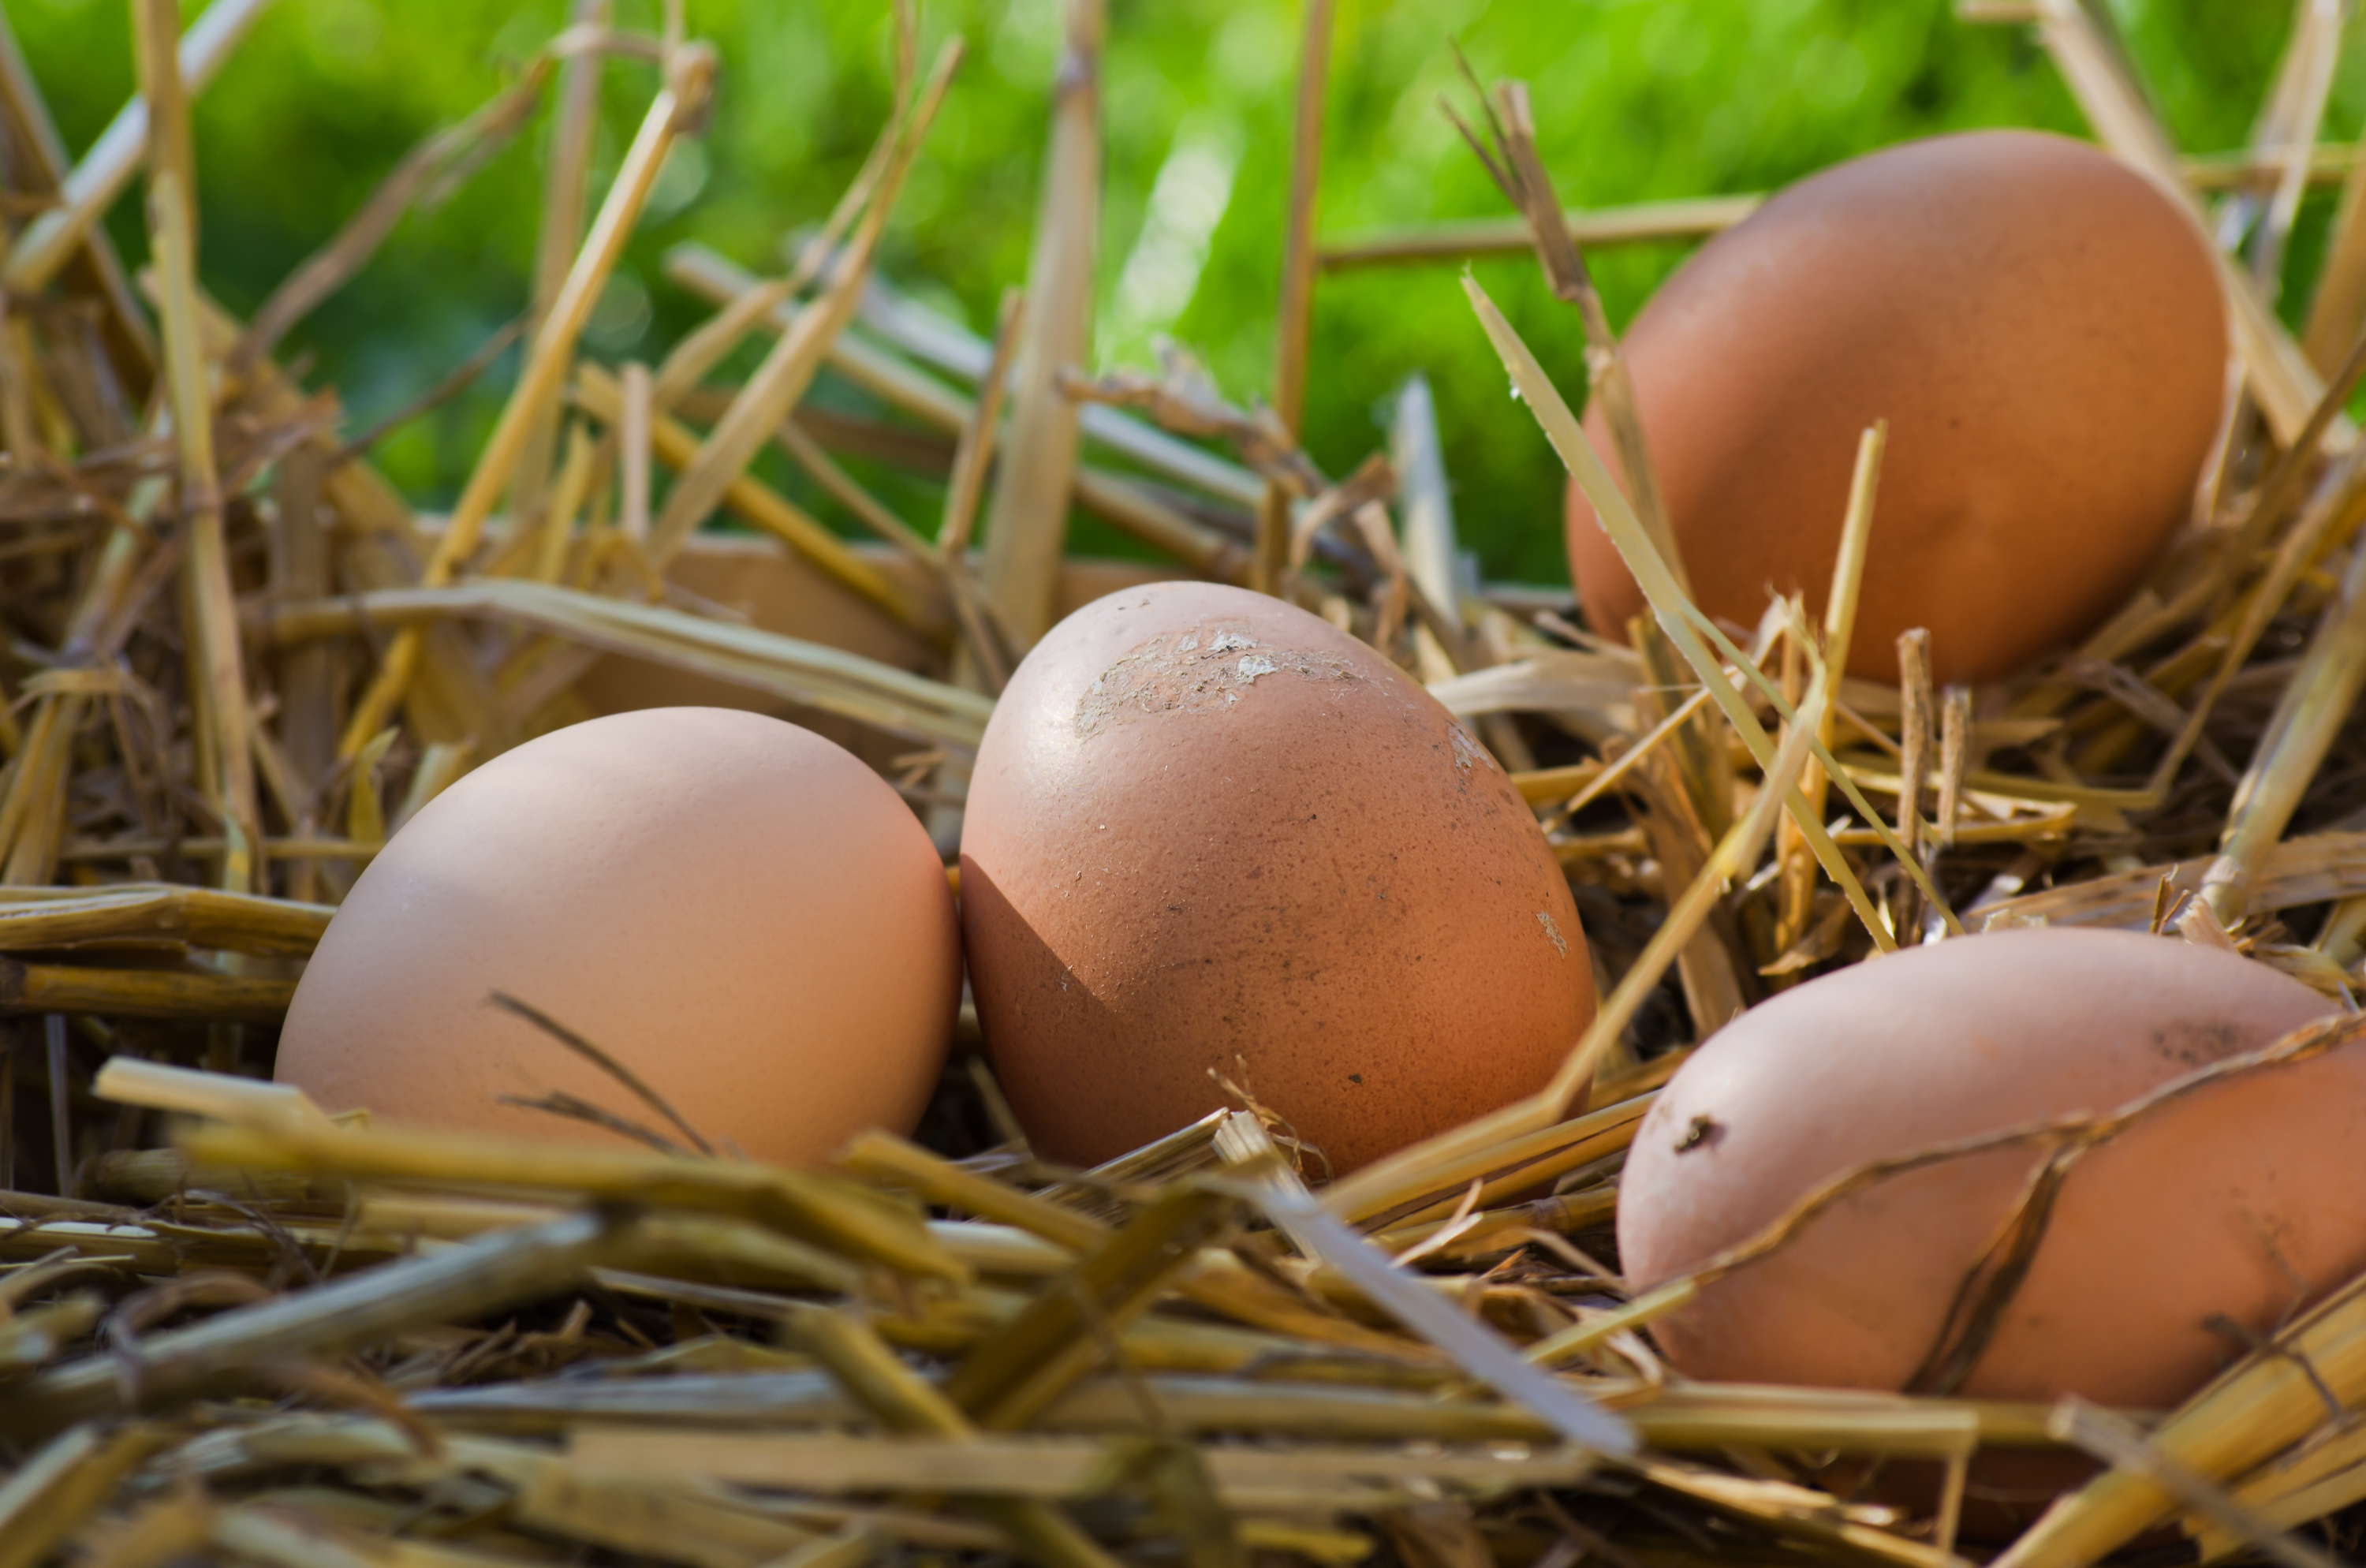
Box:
[1618,928,2350,1414]
[275,707,959,1165]
[1567,129,2228,683]
[961,582,1595,1175]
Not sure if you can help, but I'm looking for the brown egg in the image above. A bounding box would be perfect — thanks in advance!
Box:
[1567,129,2227,683]
[961,582,1594,1174]
[1618,928,2351,1411]
[275,707,959,1165]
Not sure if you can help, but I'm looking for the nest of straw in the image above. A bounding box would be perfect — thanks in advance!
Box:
[4,2,2366,1567]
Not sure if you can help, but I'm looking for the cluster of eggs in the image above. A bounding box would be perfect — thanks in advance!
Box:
[281,581,1590,1176]
[276,129,2364,1483]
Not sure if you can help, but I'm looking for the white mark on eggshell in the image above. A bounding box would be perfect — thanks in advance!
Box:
[1447,722,1491,778]
[1537,910,1569,957]
[1074,622,1356,737]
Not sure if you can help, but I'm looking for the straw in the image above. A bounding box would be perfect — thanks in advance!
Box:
[647,43,961,573]
[2046,1398,2342,1568]
[9,9,2366,1566]
[860,272,1263,510]
[2226,0,2345,301]
[259,577,992,749]
[2010,0,2343,450]
[0,8,154,390]
[1214,1114,1634,1456]
[573,361,927,629]
[1338,140,2366,270]
[1450,73,1686,598]
[0,0,272,298]
[338,45,719,760]
[2,1209,629,1439]
[2201,535,2366,924]
[979,1,1104,637]
[138,0,262,900]
[1252,0,1333,596]
[666,246,1248,577]
[2307,121,2366,371]
[1465,272,1952,947]
[513,0,613,538]
[1780,424,1886,953]
[0,1424,170,1568]
[1995,1264,2366,1568]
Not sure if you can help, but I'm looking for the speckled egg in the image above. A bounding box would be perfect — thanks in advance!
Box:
[961,582,1595,1174]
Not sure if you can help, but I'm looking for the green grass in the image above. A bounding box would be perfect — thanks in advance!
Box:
[4,0,2347,586]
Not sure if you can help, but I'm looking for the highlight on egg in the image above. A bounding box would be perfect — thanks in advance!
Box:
[1566,128,2229,683]
[959,581,1596,1176]
[274,707,961,1167]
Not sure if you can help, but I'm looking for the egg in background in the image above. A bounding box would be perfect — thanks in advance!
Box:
[1567,129,2228,683]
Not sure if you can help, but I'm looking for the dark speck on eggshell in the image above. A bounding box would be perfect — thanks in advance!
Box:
[1619,927,2346,1413]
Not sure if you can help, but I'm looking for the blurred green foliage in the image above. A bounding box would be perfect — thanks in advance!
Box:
[3,0,2348,584]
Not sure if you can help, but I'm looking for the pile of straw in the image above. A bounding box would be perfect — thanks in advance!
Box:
[3,2,2366,1566]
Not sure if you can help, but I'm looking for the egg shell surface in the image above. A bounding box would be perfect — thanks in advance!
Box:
[1618,927,2349,1408]
[960,582,1595,1174]
[274,707,960,1166]
[1566,129,2228,684]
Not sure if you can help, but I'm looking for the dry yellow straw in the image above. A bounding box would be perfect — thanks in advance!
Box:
[1,0,271,296]
[1779,423,1885,952]
[137,0,259,895]
[1327,633,1826,1226]
[2017,0,2338,450]
[338,46,716,760]
[1464,272,1957,945]
[980,0,1104,639]
[1994,1267,2366,1568]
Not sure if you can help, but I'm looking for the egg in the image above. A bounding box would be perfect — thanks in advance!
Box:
[1618,928,2352,1413]
[961,582,1594,1174]
[275,707,959,1166]
[1567,129,2227,683]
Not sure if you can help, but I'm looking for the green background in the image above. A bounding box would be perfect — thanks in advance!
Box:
[2,0,2343,586]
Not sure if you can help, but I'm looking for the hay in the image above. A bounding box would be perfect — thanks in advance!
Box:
[1,5,2364,1568]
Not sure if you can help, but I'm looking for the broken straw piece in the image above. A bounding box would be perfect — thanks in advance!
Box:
[1209,1111,1635,1456]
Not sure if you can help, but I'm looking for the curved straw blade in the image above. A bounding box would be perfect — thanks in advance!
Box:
[487,991,717,1157]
